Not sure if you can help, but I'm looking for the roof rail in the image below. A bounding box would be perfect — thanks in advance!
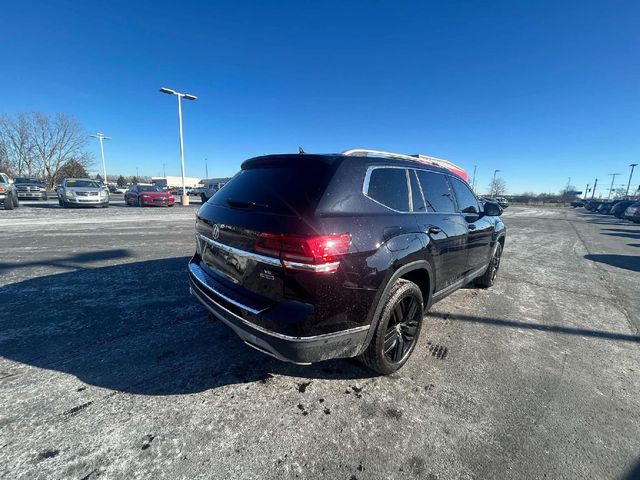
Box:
[341,148,468,181]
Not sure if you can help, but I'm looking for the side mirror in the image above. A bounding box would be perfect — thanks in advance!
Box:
[483,201,503,217]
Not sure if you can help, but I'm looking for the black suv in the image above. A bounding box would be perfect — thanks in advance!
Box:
[189,151,505,374]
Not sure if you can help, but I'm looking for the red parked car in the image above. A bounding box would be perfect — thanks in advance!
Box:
[124,185,175,207]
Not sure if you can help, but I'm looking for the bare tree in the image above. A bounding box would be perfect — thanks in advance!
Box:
[30,112,93,188]
[488,177,507,196]
[0,113,38,176]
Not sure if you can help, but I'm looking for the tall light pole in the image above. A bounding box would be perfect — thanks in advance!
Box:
[591,178,597,199]
[607,173,620,200]
[159,87,197,205]
[583,184,589,200]
[626,164,638,198]
[90,133,111,184]
[205,158,209,179]
[492,169,501,196]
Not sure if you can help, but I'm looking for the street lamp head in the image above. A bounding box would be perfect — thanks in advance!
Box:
[183,94,197,101]
[631,163,638,167]
[160,87,177,95]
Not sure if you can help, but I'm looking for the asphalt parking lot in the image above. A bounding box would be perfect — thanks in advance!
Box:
[1,202,639,479]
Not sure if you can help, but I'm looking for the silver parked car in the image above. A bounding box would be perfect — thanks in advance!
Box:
[57,178,109,208]
[0,172,20,210]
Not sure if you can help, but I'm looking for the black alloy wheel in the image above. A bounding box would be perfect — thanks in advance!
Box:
[360,279,424,375]
[476,242,503,288]
[382,294,421,364]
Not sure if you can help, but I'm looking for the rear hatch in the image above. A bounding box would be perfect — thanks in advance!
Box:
[195,155,342,305]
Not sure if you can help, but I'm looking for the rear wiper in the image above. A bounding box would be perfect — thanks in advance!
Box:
[226,198,269,209]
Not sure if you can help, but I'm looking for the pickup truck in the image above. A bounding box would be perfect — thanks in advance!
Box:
[200,181,227,204]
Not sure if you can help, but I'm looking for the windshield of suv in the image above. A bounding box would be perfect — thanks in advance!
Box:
[138,186,163,192]
[65,180,101,188]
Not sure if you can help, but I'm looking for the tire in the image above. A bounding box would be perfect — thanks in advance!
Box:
[4,196,14,210]
[13,194,19,208]
[476,242,503,288]
[58,196,63,206]
[359,279,424,375]
[43,194,48,201]
[201,194,207,204]
[137,197,143,207]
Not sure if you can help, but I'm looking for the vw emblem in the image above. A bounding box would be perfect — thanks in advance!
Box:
[211,224,220,240]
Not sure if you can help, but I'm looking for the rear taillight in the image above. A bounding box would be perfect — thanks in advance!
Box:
[254,233,351,273]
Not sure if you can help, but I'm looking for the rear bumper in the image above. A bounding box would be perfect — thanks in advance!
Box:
[188,260,369,364]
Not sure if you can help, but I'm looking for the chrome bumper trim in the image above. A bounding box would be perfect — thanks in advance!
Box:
[189,265,370,343]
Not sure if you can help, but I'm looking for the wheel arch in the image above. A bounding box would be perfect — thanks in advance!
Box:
[356,260,434,356]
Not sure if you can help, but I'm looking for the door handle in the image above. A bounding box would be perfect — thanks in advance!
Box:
[427,226,442,235]
[468,224,477,231]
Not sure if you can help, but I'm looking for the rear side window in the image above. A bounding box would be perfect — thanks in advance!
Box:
[450,177,480,214]
[211,163,334,215]
[366,168,409,212]
[415,170,456,213]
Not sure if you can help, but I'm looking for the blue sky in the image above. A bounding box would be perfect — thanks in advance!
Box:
[2,0,639,194]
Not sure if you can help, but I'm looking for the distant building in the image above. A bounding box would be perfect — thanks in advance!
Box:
[151,176,202,188]
[200,177,232,187]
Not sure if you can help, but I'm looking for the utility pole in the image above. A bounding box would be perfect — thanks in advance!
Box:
[159,87,197,206]
[163,163,166,177]
[591,178,597,199]
[607,173,620,200]
[205,158,209,179]
[90,132,111,184]
[583,184,589,200]
[626,164,638,198]
[492,169,501,196]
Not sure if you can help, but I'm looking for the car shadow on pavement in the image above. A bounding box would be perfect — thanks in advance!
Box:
[0,257,375,396]
[430,312,640,343]
[584,253,640,273]
[603,232,640,240]
[0,249,133,273]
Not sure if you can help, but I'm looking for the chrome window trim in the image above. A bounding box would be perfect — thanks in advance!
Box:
[363,165,461,214]
[196,233,281,267]
[189,268,370,342]
[362,165,412,214]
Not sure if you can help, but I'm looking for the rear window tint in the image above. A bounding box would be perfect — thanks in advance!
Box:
[366,168,409,212]
[210,163,334,215]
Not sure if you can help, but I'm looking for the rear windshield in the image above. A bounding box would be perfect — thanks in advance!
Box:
[138,186,163,192]
[211,163,334,215]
